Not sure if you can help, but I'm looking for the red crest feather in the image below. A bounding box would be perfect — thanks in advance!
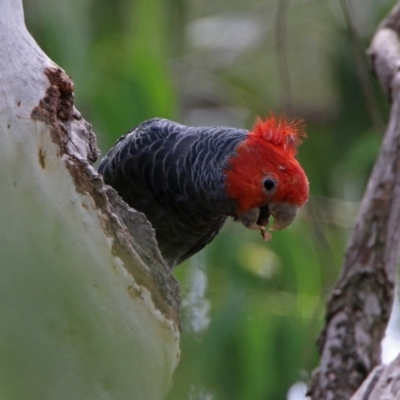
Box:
[225,113,309,212]
[250,114,306,155]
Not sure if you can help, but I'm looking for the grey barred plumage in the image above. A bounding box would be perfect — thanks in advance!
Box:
[98,118,248,268]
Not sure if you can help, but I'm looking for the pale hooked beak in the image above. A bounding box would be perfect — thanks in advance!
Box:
[237,203,298,231]
[237,207,261,230]
[269,203,299,231]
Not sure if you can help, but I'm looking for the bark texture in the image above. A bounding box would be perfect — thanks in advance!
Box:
[0,0,180,398]
[308,2,400,399]
[31,65,180,322]
[351,355,400,400]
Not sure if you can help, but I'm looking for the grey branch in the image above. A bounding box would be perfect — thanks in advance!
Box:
[308,2,400,399]
[350,354,400,400]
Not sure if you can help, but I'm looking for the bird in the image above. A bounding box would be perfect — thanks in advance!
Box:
[98,115,309,268]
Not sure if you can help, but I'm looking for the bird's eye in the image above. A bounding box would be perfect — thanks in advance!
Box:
[263,178,276,191]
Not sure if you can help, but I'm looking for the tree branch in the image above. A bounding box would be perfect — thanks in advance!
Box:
[350,354,400,399]
[339,0,385,132]
[308,2,400,399]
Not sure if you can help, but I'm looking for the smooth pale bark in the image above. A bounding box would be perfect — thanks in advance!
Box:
[0,1,180,399]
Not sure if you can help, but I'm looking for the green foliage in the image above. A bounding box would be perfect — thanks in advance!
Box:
[24,0,393,398]
[24,0,177,151]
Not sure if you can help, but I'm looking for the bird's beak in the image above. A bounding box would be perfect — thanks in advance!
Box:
[268,203,298,231]
[237,207,261,230]
[237,203,298,232]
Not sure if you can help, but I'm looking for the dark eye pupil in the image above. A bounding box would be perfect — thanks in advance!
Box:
[264,178,275,191]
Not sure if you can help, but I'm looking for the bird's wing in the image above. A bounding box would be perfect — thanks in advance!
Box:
[98,118,247,266]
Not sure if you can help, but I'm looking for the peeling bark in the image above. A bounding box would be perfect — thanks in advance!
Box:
[308,2,400,399]
[0,0,180,398]
[28,29,180,328]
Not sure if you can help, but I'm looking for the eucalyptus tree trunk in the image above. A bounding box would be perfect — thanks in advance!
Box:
[0,1,180,399]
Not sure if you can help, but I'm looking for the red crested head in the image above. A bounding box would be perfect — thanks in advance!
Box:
[225,114,309,229]
[251,114,305,157]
